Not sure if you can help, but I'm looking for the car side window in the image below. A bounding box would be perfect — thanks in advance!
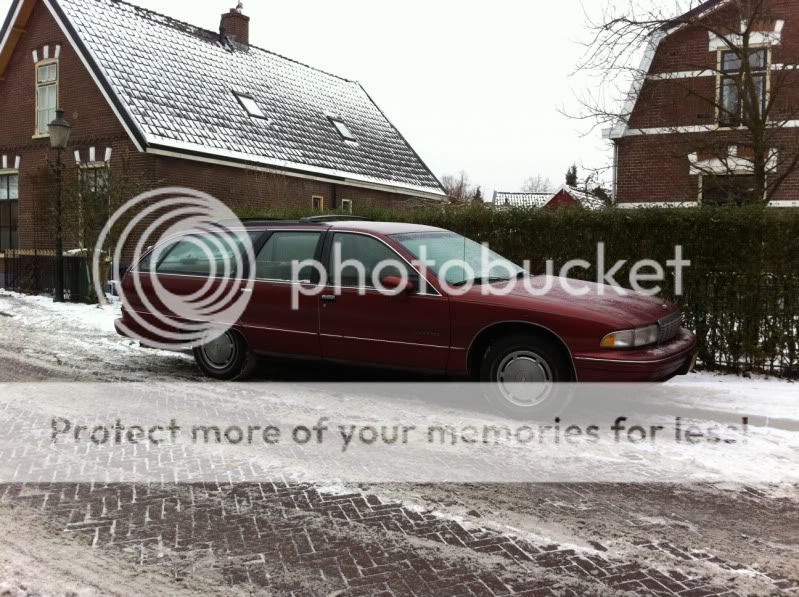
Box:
[155,232,257,277]
[255,231,321,282]
[329,233,410,288]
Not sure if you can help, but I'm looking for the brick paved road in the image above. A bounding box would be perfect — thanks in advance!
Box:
[3,481,797,596]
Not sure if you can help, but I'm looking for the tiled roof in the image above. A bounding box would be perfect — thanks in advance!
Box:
[492,187,607,211]
[492,192,552,209]
[664,0,725,29]
[557,186,607,211]
[48,0,445,197]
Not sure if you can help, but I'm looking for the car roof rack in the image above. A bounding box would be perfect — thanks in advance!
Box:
[216,218,293,226]
[217,216,374,228]
[299,215,374,223]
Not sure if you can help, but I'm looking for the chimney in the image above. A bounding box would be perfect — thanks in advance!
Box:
[220,2,250,45]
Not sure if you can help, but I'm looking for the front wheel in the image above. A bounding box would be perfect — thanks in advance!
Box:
[192,329,256,380]
[479,334,572,418]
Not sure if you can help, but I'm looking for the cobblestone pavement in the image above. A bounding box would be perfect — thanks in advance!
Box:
[2,481,798,596]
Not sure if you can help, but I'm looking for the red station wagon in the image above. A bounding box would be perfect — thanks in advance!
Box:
[117,217,697,416]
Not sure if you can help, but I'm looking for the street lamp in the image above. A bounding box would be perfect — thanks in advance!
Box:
[48,110,71,303]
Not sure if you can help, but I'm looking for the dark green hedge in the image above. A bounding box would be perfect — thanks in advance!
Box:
[238,205,799,377]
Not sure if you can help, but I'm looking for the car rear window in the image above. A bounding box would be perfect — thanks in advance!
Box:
[154,231,259,277]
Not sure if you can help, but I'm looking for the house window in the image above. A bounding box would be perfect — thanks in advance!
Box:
[77,164,110,247]
[701,174,758,206]
[328,117,356,141]
[340,199,353,214]
[311,195,325,210]
[35,61,58,136]
[234,92,267,119]
[80,164,110,196]
[719,49,768,127]
[0,173,19,251]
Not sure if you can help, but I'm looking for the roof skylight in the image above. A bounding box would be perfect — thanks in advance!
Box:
[234,92,267,119]
[329,117,356,141]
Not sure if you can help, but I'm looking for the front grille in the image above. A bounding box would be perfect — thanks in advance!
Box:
[657,311,683,345]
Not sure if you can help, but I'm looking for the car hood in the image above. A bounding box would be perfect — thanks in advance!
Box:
[487,275,676,328]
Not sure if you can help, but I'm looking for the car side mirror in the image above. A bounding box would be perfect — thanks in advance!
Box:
[382,275,416,294]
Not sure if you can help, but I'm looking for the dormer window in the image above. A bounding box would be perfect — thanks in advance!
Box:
[35,61,58,136]
[234,92,267,119]
[328,117,356,141]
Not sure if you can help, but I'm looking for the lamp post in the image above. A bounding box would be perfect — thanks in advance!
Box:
[48,110,72,303]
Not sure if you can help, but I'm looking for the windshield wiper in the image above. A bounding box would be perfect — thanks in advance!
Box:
[452,277,512,287]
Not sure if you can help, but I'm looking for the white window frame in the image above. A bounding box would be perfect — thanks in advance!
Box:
[0,171,19,201]
[311,195,325,211]
[328,117,356,141]
[340,199,353,214]
[715,47,770,129]
[233,92,268,119]
[79,162,110,195]
[35,59,59,137]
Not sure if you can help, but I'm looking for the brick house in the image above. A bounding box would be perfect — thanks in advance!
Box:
[608,0,799,208]
[0,0,445,260]
[492,186,605,210]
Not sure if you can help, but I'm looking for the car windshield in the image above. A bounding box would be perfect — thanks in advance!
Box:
[391,231,525,286]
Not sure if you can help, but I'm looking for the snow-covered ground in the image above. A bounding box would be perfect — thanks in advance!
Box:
[670,371,797,422]
[0,290,798,596]
[0,290,196,382]
[0,289,797,485]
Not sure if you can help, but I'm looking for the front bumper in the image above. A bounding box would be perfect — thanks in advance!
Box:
[573,328,697,382]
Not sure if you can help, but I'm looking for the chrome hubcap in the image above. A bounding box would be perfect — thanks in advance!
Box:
[201,332,237,369]
[497,351,554,407]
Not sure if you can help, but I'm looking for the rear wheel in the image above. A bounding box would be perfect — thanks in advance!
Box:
[193,329,256,380]
[479,333,572,418]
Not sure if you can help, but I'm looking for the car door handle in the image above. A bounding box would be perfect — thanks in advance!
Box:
[321,295,337,304]
[240,288,253,294]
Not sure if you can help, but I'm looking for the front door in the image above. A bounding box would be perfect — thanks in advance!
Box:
[319,232,450,371]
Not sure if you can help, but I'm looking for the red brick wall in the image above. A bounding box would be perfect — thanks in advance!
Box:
[545,191,579,209]
[0,1,434,253]
[615,0,799,205]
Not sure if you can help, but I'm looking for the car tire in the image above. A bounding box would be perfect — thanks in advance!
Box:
[479,333,572,419]
[192,329,257,381]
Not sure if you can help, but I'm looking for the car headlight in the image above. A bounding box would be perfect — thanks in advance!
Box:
[600,325,659,349]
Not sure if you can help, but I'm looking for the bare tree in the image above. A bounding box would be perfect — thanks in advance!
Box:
[521,174,554,193]
[572,0,799,205]
[441,170,483,203]
[60,150,144,304]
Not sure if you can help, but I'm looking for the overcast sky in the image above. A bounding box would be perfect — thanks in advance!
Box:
[1,0,621,198]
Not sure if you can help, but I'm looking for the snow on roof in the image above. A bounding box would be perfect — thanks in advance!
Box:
[492,187,607,211]
[492,192,553,209]
[555,186,607,211]
[44,0,445,197]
